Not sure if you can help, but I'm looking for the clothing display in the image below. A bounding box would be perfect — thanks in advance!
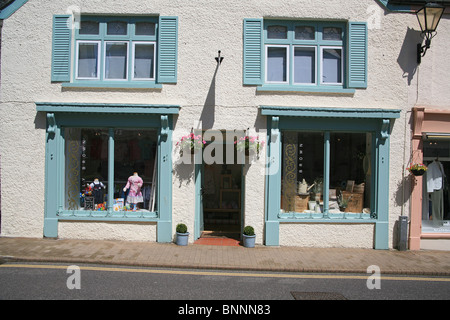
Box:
[90,179,105,204]
[427,160,445,193]
[123,173,144,204]
[426,160,446,225]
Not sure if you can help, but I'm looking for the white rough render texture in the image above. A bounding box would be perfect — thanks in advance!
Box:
[1,0,449,247]
[58,221,157,242]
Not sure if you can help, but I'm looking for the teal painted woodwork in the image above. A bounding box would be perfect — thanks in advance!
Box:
[323,132,330,217]
[107,128,115,213]
[262,106,400,249]
[62,82,163,89]
[264,116,281,246]
[38,103,175,242]
[243,18,263,85]
[157,16,178,84]
[43,115,60,237]
[257,85,355,94]
[0,0,29,20]
[373,121,391,249]
[244,18,369,92]
[51,14,178,86]
[194,161,203,240]
[347,22,368,89]
[260,106,400,119]
[36,102,180,115]
[51,15,72,82]
[377,0,412,12]
[157,115,173,242]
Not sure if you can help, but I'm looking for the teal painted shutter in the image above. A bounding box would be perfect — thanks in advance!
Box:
[347,22,367,89]
[51,15,71,82]
[243,18,263,85]
[157,16,178,84]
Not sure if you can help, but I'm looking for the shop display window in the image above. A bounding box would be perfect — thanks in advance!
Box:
[64,128,158,212]
[280,131,372,218]
[422,140,450,233]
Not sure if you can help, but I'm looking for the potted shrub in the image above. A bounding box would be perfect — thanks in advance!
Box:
[407,163,427,176]
[176,223,189,246]
[242,225,256,248]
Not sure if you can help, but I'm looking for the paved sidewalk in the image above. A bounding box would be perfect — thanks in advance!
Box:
[0,237,449,276]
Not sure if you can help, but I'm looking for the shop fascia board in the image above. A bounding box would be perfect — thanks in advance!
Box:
[36,102,180,115]
[259,106,401,119]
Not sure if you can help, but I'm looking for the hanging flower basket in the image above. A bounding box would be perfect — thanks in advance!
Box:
[176,133,206,155]
[234,135,265,156]
[407,163,427,176]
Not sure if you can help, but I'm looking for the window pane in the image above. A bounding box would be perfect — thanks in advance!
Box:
[330,133,372,216]
[114,129,158,212]
[295,26,315,40]
[322,48,342,84]
[294,47,315,84]
[267,47,287,82]
[65,129,108,211]
[77,43,99,78]
[107,21,127,35]
[281,132,324,214]
[135,22,155,36]
[323,27,342,41]
[134,43,154,79]
[105,42,128,80]
[79,21,99,35]
[422,140,450,232]
[267,25,287,39]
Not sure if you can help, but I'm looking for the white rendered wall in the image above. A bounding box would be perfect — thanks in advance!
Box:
[1,0,449,246]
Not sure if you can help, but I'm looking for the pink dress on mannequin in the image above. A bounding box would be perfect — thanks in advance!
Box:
[124,173,144,204]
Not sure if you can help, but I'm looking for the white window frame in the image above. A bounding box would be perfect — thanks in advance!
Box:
[131,41,156,81]
[293,45,317,85]
[320,46,344,86]
[75,40,101,80]
[103,41,129,81]
[265,44,290,84]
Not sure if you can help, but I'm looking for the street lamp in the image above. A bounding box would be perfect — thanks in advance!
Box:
[416,2,445,64]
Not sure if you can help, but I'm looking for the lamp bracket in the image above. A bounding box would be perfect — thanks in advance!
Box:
[417,32,436,64]
[215,50,224,64]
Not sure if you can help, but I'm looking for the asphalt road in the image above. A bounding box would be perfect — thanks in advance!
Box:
[0,262,449,302]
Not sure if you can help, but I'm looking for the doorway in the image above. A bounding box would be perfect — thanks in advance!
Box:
[202,163,242,240]
[195,131,243,242]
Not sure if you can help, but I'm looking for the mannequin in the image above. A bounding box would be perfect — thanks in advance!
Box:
[123,172,144,211]
[427,160,445,226]
[90,178,105,205]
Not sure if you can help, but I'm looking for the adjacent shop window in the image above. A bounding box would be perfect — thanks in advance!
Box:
[264,21,344,87]
[422,139,450,233]
[75,17,157,82]
[64,128,158,212]
[280,131,372,218]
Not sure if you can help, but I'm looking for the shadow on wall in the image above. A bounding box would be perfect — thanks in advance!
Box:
[397,27,423,85]
[172,62,219,188]
[200,63,219,130]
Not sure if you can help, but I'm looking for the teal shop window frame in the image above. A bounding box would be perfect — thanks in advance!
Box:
[37,102,178,243]
[261,106,400,249]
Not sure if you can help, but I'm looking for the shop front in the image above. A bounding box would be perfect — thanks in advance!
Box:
[262,106,400,249]
[37,102,178,242]
[410,107,450,250]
